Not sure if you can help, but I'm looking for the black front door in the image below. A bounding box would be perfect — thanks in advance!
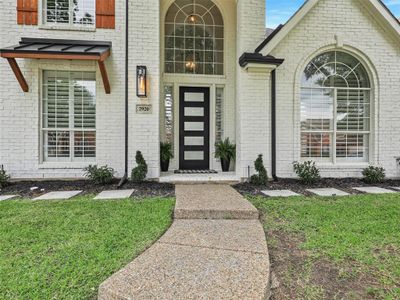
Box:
[179,87,210,170]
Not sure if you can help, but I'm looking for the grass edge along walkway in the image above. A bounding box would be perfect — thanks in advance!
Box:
[0,196,175,300]
[249,193,400,299]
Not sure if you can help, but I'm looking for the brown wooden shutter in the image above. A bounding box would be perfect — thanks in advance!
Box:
[96,0,115,29]
[17,0,38,25]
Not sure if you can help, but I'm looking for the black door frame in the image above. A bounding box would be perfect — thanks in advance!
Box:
[179,86,210,170]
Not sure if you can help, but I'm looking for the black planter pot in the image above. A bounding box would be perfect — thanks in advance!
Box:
[160,159,170,172]
[220,158,231,172]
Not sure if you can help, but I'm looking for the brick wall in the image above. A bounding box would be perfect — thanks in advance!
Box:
[264,0,400,178]
[236,0,270,178]
[0,0,160,179]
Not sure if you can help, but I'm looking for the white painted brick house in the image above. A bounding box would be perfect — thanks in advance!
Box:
[0,0,399,181]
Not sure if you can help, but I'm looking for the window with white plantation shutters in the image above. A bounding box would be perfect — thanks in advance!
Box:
[300,51,371,163]
[42,70,96,162]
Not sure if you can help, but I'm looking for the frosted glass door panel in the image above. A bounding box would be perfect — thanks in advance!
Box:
[185,122,204,131]
[185,107,204,117]
[184,136,204,146]
[184,151,204,160]
[185,92,204,102]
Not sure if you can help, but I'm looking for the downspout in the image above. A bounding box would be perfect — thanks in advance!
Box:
[271,69,278,181]
[118,0,129,187]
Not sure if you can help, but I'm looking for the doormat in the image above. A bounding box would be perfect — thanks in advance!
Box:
[174,170,218,174]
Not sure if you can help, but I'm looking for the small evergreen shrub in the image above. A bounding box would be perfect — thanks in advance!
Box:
[362,166,386,184]
[83,165,115,185]
[250,155,268,185]
[132,151,148,182]
[293,161,321,185]
[0,165,10,188]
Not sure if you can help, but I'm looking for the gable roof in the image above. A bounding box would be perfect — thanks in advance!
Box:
[257,0,400,55]
[255,25,284,53]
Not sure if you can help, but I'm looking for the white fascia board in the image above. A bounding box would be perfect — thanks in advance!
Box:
[244,63,278,73]
[260,0,319,56]
[358,0,400,39]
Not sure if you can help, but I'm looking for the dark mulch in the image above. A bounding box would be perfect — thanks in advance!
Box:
[0,179,175,199]
[123,181,175,198]
[234,178,400,197]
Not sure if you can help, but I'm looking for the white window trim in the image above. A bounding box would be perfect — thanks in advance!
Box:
[40,0,96,31]
[300,51,373,164]
[39,70,97,165]
[300,86,371,164]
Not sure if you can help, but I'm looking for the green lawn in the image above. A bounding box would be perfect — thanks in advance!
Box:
[0,196,175,300]
[250,194,400,299]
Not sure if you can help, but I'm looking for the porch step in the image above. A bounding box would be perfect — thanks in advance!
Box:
[159,172,240,184]
[174,184,259,220]
[174,169,218,174]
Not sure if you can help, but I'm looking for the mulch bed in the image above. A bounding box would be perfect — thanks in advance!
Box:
[234,178,400,197]
[0,179,175,199]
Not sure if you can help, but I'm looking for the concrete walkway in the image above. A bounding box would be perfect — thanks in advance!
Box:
[175,184,259,219]
[98,184,270,300]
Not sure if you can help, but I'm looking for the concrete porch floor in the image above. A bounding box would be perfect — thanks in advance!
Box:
[159,171,240,184]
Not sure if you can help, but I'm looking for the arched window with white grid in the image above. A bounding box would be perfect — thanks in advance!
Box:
[300,51,371,163]
[164,0,224,75]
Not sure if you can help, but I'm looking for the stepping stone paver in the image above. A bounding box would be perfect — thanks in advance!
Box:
[99,184,270,300]
[94,189,135,200]
[307,188,350,197]
[353,187,396,194]
[0,195,18,201]
[33,190,82,200]
[174,184,259,219]
[262,190,300,197]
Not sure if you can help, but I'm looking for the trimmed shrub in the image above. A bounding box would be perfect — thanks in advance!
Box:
[132,151,148,182]
[83,165,115,185]
[0,165,10,188]
[293,161,321,185]
[250,155,268,185]
[362,166,386,184]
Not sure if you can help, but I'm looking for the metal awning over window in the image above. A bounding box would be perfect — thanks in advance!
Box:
[0,38,112,94]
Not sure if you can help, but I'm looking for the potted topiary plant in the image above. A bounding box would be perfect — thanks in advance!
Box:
[160,142,174,172]
[215,138,236,172]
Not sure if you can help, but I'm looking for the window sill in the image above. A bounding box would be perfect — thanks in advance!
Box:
[316,163,369,169]
[38,162,94,170]
[39,25,96,32]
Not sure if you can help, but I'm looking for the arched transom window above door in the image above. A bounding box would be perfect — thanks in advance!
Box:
[164,0,224,75]
[300,51,371,163]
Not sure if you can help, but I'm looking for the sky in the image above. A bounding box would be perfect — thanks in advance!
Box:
[266,0,400,28]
